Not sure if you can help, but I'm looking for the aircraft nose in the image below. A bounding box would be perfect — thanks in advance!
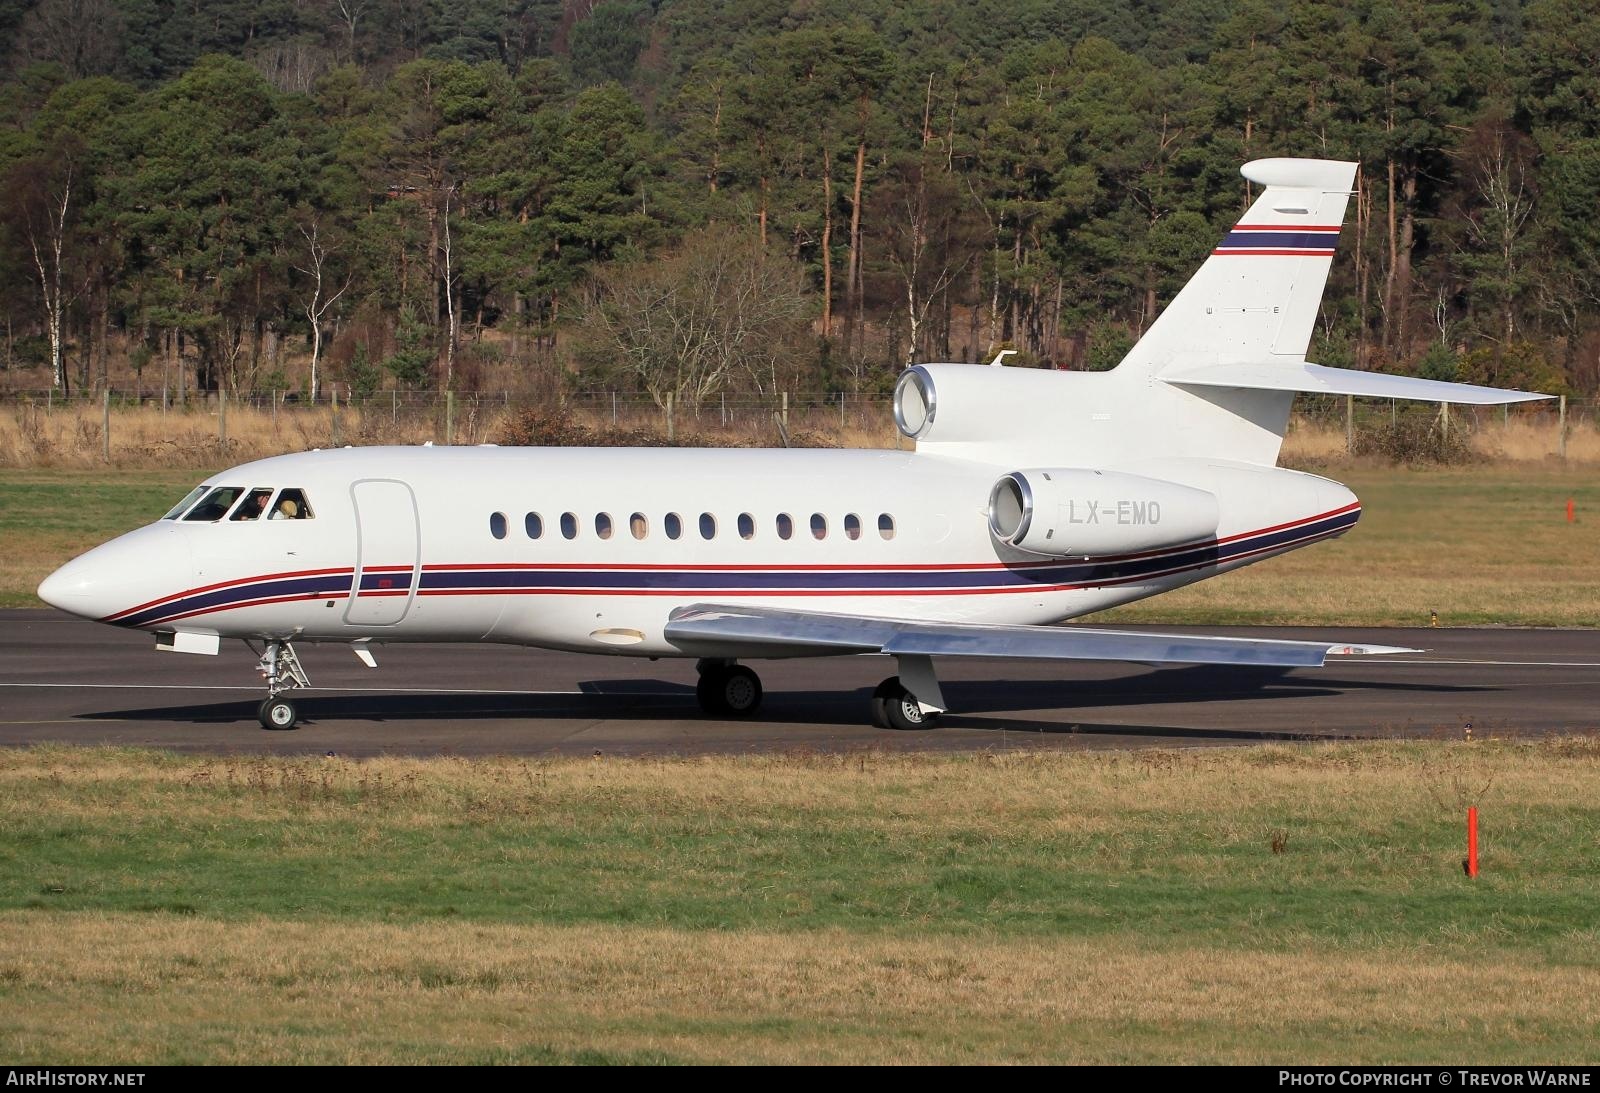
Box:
[37,525,194,623]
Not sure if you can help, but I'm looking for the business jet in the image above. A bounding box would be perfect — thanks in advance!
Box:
[38,158,1546,731]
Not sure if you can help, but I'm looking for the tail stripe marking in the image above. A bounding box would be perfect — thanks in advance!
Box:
[1214,224,1339,256]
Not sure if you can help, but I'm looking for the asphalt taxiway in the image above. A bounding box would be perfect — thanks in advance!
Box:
[1,609,1595,755]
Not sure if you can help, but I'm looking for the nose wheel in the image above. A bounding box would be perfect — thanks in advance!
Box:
[253,640,310,730]
[259,696,298,730]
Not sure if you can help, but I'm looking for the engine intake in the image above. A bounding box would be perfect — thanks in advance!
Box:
[893,363,1073,444]
[988,469,1220,557]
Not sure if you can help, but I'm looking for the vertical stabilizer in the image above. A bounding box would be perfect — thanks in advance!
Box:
[1116,158,1358,379]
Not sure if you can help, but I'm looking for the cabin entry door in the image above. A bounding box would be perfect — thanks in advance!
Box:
[346,479,421,626]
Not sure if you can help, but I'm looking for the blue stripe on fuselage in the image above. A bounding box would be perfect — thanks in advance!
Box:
[110,507,1359,627]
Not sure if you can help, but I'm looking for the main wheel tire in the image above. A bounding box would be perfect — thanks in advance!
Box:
[869,678,899,729]
[718,665,763,716]
[875,677,940,731]
[259,696,298,731]
[695,669,728,715]
[695,665,764,718]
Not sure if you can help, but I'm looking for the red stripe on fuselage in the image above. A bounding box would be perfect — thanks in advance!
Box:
[104,566,354,623]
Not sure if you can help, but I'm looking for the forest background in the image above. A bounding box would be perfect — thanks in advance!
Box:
[1,0,1596,422]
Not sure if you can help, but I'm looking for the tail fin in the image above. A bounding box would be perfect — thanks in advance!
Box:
[1117,158,1358,379]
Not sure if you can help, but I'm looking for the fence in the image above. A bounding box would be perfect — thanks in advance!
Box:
[2,386,1594,466]
[0,387,905,466]
[1291,394,1593,460]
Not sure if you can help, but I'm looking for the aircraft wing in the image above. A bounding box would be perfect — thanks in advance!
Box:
[664,603,1418,667]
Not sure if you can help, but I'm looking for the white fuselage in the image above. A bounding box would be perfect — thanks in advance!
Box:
[40,444,1359,657]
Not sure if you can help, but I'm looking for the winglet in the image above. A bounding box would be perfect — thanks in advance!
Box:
[1324,643,1424,656]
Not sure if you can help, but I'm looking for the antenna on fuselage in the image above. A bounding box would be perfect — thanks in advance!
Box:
[989,349,1018,367]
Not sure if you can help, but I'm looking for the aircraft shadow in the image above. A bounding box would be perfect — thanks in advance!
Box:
[937,663,1491,714]
[79,693,1327,745]
[75,660,1478,744]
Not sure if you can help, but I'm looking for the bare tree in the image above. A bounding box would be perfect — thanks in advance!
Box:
[441,184,459,390]
[5,154,81,392]
[870,156,986,367]
[247,39,332,94]
[333,0,370,63]
[576,225,813,435]
[293,218,353,401]
[10,0,124,79]
[1449,112,1538,345]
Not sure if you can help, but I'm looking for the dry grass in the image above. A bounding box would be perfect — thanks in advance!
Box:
[0,399,904,469]
[3,397,1592,470]
[4,741,1593,831]
[2,913,1597,1063]
[2,401,491,469]
[1281,416,1600,464]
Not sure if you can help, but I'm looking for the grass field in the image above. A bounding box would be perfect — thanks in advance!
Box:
[4,463,1598,625]
[0,743,1596,1063]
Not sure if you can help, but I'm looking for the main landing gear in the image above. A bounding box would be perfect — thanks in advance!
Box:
[694,655,947,729]
[870,677,941,730]
[253,640,310,730]
[695,659,764,717]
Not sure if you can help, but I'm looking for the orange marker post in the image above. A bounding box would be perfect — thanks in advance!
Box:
[1467,807,1479,878]
[1568,499,1575,523]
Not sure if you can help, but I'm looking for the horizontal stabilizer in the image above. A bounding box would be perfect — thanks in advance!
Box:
[1163,362,1550,405]
[665,604,1419,669]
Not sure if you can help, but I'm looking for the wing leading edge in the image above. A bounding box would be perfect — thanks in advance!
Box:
[664,603,1418,667]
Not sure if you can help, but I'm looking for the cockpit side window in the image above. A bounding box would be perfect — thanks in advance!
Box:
[270,488,313,520]
[162,485,208,520]
[184,486,244,522]
[230,488,275,521]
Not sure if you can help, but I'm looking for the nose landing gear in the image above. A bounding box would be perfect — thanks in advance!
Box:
[254,640,310,730]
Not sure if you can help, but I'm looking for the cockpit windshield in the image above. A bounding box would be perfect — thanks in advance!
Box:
[230,488,276,521]
[165,485,315,523]
[161,486,208,520]
[183,486,245,522]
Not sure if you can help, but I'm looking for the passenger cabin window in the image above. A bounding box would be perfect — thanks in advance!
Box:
[738,513,755,540]
[630,513,648,540]
[230,488,275,521]
[525,513,543,539]
[490,512,508,539]
[270,488,312,520]
[665,513,683,540]
[561,512,578,539]
[878,513,896,540]
[699,513,717,539]
[596,513,614,540]
[184,486,244,522]
[844,513,862,540]
[776,513,794,540]
[810,514,827,540]
[162,486,208,520]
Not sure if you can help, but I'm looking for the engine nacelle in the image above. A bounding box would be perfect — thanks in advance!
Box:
[988,468,1220,557]
[894,363,1071,444]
